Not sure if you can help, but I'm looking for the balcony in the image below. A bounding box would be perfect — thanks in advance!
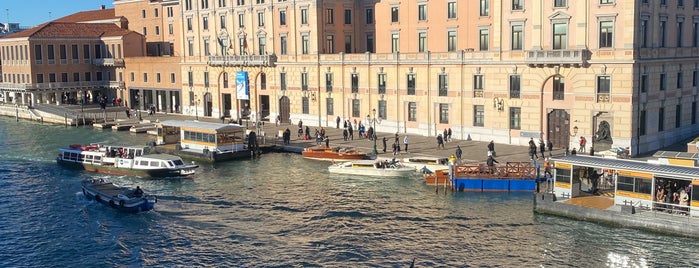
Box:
[93,58,125,67]
[524,49,590,68]
[208,54,277,67]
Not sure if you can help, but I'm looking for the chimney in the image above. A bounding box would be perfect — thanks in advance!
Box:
[100,5,106,10]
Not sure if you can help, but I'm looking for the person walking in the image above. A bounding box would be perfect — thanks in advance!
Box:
[539,139,546,159]
[443,129,448,143]
[447,128,453,142]
[455,145,463,160]
[403,136,409,152]
[579,136,587,153]
[437,134,445,149]
[487,140,495,157]
[392,142,399,156]
[336,116,341,128]
[547,139,554,157]
[543,158,553,178]
[382,137,388,153]
[487,155,499,174]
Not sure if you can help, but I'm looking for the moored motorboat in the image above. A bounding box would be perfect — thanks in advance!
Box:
[302,145,369,161]
[328,159,416,177]
[57,143,198,177]
[81,178,156,213]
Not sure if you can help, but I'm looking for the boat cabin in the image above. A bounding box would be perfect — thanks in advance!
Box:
[404,157,450,166]
[552,155,699,217]
[156,120,246,153]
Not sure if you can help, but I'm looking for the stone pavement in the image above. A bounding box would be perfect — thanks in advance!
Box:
[63,104,566,165]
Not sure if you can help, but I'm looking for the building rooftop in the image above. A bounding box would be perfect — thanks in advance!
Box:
[2,22,133,39]
[52,8,118,23]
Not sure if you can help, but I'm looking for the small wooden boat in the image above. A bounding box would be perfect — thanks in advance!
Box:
[57,143,198,177]
[302,145,368,161]
[81,179,156,213]
[328,159,416,177]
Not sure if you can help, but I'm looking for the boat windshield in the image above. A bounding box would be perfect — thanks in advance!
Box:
[172,159,185,166]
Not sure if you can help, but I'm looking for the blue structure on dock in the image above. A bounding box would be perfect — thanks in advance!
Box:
[449,162,538,192]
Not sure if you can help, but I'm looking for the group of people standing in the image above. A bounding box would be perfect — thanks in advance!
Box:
[528,138,554,160]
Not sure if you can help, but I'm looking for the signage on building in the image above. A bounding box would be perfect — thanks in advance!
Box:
[236,71,249,100]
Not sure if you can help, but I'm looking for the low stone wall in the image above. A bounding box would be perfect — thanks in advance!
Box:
[533,193,699,238]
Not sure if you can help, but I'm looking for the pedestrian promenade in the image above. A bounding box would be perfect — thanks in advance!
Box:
[58,104,562,165]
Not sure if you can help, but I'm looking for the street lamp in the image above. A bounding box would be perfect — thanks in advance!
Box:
[367,108,382,155]
[195,98,200,120]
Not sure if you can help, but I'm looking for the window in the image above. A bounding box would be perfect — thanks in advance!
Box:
[600,0,613,4]
[479,29,489,51]
[187,17,193,31]
[677,72,683,89]
[391,7,399,23]
[326,98,334,116]
[301,8,308,24]
[204,39,210,56]
[280,10,287,26]
[237,13,245,28]
[169,23,174,35]
[640,74,648,93]
[366,34,374,53]
[512,25,523,50]
[659,107,665,131]
[553,23,567,49]
[221,15,227,29]
[131,72,135,82]
[302,35,309,54]
[280,36,288,55]
[351,73,359,93]
[258,36,266,55]
[155,26,160,35]
[659,20,667,48]
[660,73,666,91]
[694,21,699,47]
[185,0,192,10]
[418,32,427,52]
[378,100,387,119]
[189,91,195,106]
[188,39,194,56]
[345,34,352,53]
[156,73,161,83]
[554,77,565,100]
[641,20,648,48]
[258,12,265,26]
[510,107,521,129]
[407,74,416,95]
[474,74,484,97]
[325,8,335,24]
[34,45,42,62]
[510,75,521,98]
[474,105,485,127]
[439,104,449,123]
[167,7,174,17]
[391,33,399,53]
[188,70,193,87]
[554,0,567,7]
[73,73,79,82]
[301,72,308,91]
[378,73,387,94]
[171,73,176,83]
[352,99,360,117]
[71,45,78,61]
[142,9,146,18]
[47,44,55,61]
[326,73,333,92]
[204,71,210,88]
[447,31,457,52]
[438,74,448,96]
[237,0,245,5]
[203,16,209,30]
[418,4,427,21]
[280,73,287,90]
[201,0,209,9]
[597,76,611,103]
[302,97,309,114]
[480,0,489,16]
[408,102,417,121]
[325,35,334,54]
[676,104,682,128]
[366,8,374,24]
[512,0,523,10]
[447,2,457,19]
[344,9,352,24]
[694,70,698,87]
[36,74,44,83]
[599,21,613,48]
[218,0,226,7]
[143,73,148,83]
[49,73,56,83]
[678,21,684,47]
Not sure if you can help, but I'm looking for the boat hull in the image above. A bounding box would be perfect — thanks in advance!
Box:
[58,158,195,177]
[302,146,368,161]
[82,181,156,213]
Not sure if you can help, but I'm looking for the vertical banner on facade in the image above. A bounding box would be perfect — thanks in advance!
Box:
[236,71,249,100]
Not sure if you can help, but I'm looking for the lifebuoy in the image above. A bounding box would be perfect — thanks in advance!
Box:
[119,200,125,207]
[109,200,116,208]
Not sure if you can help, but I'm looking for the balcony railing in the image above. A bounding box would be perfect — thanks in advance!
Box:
[208,54,277,67]
[524,49,590,67]
[93,58,125,67]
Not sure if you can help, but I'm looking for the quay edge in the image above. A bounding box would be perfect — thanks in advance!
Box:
[533,193,699,239]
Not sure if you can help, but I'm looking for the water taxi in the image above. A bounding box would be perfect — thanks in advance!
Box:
[57,143,198,177]
[302,145,369,161]
[328,159,416,177]
[82,178,156,213]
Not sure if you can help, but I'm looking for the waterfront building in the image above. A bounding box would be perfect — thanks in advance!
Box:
[1,0,699,157]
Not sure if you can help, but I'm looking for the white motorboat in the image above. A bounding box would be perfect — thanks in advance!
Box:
[328,159,416,177]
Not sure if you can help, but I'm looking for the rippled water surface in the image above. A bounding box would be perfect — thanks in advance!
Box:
[1,118,698,267]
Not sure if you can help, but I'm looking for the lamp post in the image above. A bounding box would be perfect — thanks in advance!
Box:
[195,98,200,120]
[367,108,381,155]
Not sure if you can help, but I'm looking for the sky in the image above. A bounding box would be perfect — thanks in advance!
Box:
[2,0,115,27]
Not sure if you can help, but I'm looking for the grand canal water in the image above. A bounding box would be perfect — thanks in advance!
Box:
[0,117,697,267]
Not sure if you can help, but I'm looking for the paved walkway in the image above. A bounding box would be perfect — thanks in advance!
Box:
[57,104,572,164]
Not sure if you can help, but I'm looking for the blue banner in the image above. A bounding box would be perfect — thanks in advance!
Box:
[236,71,249,100]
